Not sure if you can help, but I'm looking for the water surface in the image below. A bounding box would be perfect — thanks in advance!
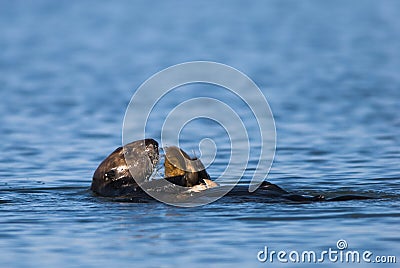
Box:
[1,1,399,267]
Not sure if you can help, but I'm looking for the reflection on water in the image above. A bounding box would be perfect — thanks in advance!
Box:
[0,0,399,267]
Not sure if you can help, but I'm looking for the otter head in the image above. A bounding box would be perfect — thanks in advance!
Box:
[91,139,159,196]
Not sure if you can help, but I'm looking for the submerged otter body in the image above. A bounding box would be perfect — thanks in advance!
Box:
[91,139,373,202]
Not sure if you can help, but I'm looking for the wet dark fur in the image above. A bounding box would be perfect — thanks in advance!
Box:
[91,139,159,197]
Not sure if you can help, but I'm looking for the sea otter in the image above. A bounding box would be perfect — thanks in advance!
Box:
[91,139,217,197]
[91,139,372,202]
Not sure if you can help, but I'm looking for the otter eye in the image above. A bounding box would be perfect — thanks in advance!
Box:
[105,170,115,180]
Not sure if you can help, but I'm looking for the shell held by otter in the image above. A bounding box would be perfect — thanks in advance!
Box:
[163,146,212,187]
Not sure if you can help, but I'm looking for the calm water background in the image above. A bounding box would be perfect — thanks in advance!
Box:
[1,0,399,267]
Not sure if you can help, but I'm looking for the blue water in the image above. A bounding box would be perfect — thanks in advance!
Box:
[1,0,399,267]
